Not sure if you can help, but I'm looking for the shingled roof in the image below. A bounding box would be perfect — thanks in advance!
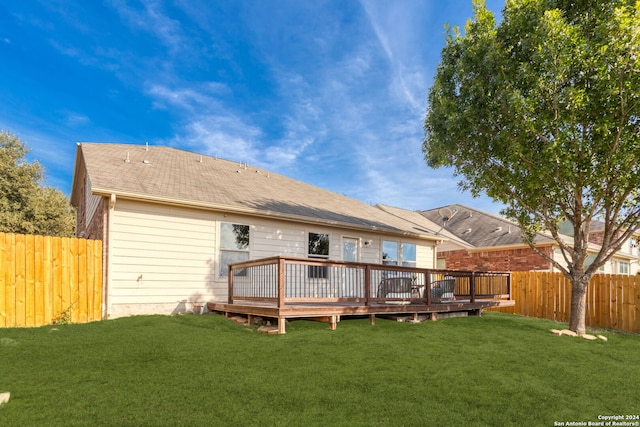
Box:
[71,143,443,240]
[418,204,557,248]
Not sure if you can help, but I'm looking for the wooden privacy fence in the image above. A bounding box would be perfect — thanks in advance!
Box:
[491,271,640,333]
[1,232,103,327]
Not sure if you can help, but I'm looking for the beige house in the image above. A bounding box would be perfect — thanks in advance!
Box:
[70,143,449,318]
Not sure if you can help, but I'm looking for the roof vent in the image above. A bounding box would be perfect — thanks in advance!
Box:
[124,152,130,163]
[198,155,203,163]
[462,228,472,234]
[494,227,502,232]
[145,141,149,151]
[143,159,150,164]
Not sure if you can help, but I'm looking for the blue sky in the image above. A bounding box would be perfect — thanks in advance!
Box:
[0,0,505,213]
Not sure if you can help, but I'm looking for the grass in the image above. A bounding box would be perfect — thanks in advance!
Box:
[0,312,639,426]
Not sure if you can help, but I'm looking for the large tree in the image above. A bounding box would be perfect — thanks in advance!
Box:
[0,131,75,237]
[423,0,639,334]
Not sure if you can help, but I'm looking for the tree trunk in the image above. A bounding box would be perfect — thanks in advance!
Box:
[569,278,589,334]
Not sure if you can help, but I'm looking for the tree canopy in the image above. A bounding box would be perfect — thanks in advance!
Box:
[423,0,639,333]
[0,131,75,237]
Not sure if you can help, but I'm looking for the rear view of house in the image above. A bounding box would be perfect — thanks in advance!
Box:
[70,143,446,318]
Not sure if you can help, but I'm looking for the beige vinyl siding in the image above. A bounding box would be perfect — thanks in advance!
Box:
[108,199,217,317]
[360,236,381,264]
[251,224,306,259]
[416,242,434,268]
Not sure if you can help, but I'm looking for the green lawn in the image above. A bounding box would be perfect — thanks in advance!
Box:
[1,312,638,426]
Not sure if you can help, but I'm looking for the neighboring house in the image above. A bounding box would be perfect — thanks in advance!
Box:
[560,220,640,275]
[419,204,640,274]
[70,143,447,318]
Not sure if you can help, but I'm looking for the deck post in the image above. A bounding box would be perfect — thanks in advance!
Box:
[278,317,286,334]
[425,270,432,305]
[277,257,286,309]
[369,314,376,325]
[364,264,371,306]
[329,315,338,330]
[228,265,234,304]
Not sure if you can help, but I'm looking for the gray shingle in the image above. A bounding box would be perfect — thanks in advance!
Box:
[418,204,556,248]
[75,143,443,239]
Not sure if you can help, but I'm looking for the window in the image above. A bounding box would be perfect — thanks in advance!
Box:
[619,261,629,274]
[401,243,417,268]
[308,232,329,278]
[382,241,398,265]
[382,240,416,267]
[342,237,358,262]
[219,223,250,276]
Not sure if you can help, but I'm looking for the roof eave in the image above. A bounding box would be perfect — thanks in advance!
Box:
[93,188,443,242]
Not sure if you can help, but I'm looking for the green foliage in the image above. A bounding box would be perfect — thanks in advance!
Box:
[0,313,638,426]
[424,0,639,325]
[51,303,75,325]
[424,0,640,332]
[0,131,75,237]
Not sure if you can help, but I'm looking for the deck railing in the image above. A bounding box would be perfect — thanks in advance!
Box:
[228,256,511,307]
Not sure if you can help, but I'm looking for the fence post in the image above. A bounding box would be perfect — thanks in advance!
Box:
[470,272,476,303]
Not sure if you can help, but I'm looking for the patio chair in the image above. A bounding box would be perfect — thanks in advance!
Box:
[430,278,455,301]
[377,277,413,299]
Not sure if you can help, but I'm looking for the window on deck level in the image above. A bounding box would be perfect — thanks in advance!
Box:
[401,243,417,268]
[219,223,250,277]
[382,241,417,267]
[382,241,398,265]
[308,232,329,278]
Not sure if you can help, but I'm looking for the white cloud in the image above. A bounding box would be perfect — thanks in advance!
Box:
[63,112,91,127]
[359,0,431,112]
[178,119,261,164]
[146,82,228,112]
[111,0,185,54]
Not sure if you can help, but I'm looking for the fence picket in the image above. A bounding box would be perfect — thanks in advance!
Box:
[15,234,26,327]
[34,235,44,326]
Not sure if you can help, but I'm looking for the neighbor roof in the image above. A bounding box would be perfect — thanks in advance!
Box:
[71,143,444,240]
[418,204,557,249]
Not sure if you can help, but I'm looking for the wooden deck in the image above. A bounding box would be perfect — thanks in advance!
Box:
[207,256,515,333]
[208,299,515,333]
